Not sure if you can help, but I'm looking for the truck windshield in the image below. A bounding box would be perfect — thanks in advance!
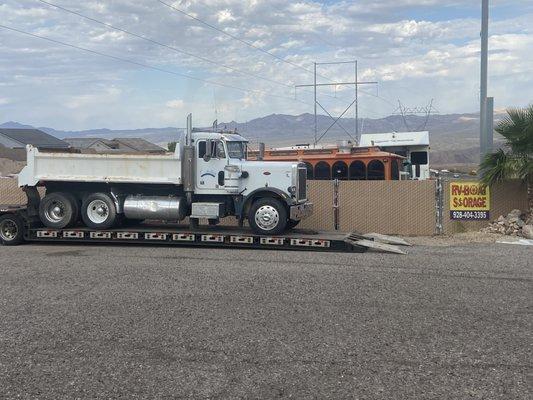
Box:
[226,141,246,159]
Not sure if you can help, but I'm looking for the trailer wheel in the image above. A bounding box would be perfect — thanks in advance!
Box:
[0,214,24,246]
[248,198,287,235]
[39,192,78,229]
[81,193,117,229]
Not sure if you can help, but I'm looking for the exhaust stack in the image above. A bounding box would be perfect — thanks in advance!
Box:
[183,113,195,204]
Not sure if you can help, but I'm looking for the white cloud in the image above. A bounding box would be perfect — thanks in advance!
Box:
[166,99,185,109]
[0,98,11,105]
[217,9,236,23]
[0,0,531,129]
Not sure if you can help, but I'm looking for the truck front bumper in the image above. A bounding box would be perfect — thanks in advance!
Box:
[290,201,313,221]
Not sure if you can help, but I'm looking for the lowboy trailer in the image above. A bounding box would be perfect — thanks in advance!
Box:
[0,205,407,254]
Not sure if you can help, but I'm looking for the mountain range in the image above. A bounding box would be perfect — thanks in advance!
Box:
[1,112,505,169]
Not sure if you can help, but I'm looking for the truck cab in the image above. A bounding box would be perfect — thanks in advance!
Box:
[186,130,312,233]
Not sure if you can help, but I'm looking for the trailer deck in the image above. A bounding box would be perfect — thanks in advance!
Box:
[1,205,407,254]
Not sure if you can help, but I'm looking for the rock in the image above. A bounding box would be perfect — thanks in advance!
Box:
[522,225,533,239]
[507,209,522,219]
[516,219,526,228]
[498,215,505,222]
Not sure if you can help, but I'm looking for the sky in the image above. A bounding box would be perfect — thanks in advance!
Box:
[0,0,532,130]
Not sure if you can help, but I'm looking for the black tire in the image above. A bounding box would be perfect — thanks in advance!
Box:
[248,197,288,235]
[63,192,80,226]
[39,192,77,229]
[0,214,25,246]
[81,192,117,229]
[287,219,300,230]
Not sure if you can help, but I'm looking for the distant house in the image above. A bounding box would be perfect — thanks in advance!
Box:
[111,138,166,153]
[63,138,116,152]
[64,137,165,153]
[0,128,69,149]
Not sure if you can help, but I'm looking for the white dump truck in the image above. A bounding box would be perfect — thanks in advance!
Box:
[17,115,312,235]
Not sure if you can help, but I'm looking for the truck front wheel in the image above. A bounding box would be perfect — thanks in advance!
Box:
[248,198,287,235]
[81,193,117,230]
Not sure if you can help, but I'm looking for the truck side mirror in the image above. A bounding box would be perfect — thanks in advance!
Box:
[203,140,212,162]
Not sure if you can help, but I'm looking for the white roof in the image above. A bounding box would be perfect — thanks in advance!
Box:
[359,131,429,147]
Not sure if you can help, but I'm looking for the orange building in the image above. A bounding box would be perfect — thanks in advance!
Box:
[248,144,405,181]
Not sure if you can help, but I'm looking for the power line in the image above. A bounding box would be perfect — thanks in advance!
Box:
[34,0,297,90]
[393,99,439,131]
[0,24,311,104]
[34,0,332,105]
[156,0,336,83]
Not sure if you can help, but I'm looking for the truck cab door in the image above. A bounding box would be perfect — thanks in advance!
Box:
[196,140,227,192]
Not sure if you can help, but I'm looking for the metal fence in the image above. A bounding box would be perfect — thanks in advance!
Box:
[0,177,529,236]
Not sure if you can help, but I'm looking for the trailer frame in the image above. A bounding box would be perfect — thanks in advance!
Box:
[0,205,372,253]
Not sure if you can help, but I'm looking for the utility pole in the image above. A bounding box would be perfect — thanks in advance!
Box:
[355,61,358,140]
[314,62,317,145]
[480,0,492,161]
[296,61,377,146]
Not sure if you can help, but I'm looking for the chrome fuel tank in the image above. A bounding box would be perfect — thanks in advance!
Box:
[123,195,187,221]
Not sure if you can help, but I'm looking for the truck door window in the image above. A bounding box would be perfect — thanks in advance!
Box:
[198,140,225,159]
[198,141,206,158]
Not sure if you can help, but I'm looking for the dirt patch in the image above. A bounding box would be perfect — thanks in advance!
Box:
[0,158,25,175]
[407,231,507,247]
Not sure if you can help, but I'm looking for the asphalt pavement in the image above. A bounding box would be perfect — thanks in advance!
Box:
[0,242,531,399]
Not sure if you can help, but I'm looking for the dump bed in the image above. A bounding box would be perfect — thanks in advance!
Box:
[18,146,182,187]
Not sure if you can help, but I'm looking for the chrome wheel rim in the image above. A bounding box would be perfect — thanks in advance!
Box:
[44,200,66,223]
[0,219,18,241]
[254,205,280,231]
[87,200,109,224]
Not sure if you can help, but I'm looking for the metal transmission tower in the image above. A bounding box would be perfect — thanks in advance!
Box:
[393,99,439,132]
[295,61,377,145]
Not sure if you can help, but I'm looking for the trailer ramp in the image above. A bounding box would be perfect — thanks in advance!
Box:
[344,232,409,255]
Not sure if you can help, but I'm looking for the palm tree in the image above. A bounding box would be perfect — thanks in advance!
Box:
[480,105,533,209]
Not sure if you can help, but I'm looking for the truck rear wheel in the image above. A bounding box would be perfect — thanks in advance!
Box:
[248,198,287,235]
[39,192,78,229]
[0,214,24,246]
[81,193,117,229]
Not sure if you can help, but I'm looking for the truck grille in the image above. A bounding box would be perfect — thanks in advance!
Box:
[297,167,307,200]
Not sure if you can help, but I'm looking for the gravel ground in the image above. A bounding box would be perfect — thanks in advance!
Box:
[0,241,531,399]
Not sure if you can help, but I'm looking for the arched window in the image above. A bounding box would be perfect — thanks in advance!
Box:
[349,161,366,180]
[391,160,400,180]
[314,161,331,180]
[367,160,385,180]
[304,162,314,180]
[332,161,348,180]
